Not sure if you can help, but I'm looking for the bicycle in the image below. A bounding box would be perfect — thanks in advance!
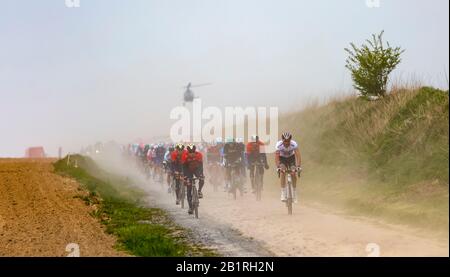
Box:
[172,171,185,208]
[170,174,176,199]
[278,167,301,215]
[228,160,244,200]
[165,169,176,197]
[253,160,265,201]
[186,177,200,219]
[163,162,174,194]
[207,161,222,192]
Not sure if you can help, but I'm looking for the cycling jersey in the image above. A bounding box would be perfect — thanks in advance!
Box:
[182,151,203,173]
[156,146,166,158]
[171,150,185,165]
[246,141,268,167]
[246,141,264,158]
[164,150,171,162]
[206,145,221,163]
[146,149,153,161]
[223,142,243,164]
[275,140,298,158]
[181,151,203,164]
[153,146,166,164]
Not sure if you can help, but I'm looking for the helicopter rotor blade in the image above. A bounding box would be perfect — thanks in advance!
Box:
[182,83,212,89]
[181,83,212,89]
[190,83,212,88]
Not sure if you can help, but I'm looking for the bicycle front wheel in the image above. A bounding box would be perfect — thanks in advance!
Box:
[287,183,293,215]
[255,167,262,201]
[181,184,186,209]
[231,173,237,200]
[192,186,199,219]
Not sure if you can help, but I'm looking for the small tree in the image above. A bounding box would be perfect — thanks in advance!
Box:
[345,31,404,97]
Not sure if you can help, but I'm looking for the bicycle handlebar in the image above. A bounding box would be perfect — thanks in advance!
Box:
[277,167,302,178]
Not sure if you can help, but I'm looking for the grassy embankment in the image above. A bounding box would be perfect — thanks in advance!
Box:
[273,86,448,232]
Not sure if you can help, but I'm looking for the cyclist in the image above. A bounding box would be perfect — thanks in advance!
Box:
[235,138,247,176]
[144,144,150,158]
[246,135,269,193]
[171,143,186,205]
[236,137,248,191]
[136,143,147,172]
[149,144,157,176]
[223,137,245,192]
[275,132,302,203]
[153,143,166,182]
[181,144,205,215]
[206,141,221,166]
[205,140,224,190]
[163,145,175,192]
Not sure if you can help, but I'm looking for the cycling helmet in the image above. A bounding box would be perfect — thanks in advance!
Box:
[281,132,292,141]
[215,137,223,144]
[236,137,244,143]
[225,137,234,143]
[175,143,184,151]
[250,135,258,142]
[186,143,196,153]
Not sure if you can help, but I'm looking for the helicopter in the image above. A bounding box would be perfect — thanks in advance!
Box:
[182,82,211,106]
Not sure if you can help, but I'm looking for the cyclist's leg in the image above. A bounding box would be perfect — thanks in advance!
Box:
[197,164,205,193]
[185,181,192,210]
[218,163,224,185]
[192,166,204,199]
[279,163,287,188]
[289,164,298,202]
[174,165,181,200]
[287,156,297,188]
[258,164,265,189]
[240,160,246,178]
[279,162,287,201]
[210,163,217,183]
[187,186,193,210]
[186,180,193,211]
[291,166,297,188]
[249,163,255,190]
[166,163,171,185]
[183,166,193,211]
[225,165,231,190]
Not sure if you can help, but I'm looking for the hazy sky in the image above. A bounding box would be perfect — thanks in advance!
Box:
[1,0,449,157]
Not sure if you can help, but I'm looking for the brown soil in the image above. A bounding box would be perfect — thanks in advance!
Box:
[0,158,128,257]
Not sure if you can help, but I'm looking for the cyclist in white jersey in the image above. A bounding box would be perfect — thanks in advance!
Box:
[275,132,302,202]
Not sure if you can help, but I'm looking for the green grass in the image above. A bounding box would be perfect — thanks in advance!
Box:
[54,155,216,257]
[274,86,449,233]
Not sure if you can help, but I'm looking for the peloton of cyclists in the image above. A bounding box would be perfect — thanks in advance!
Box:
[124,132,302,216]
